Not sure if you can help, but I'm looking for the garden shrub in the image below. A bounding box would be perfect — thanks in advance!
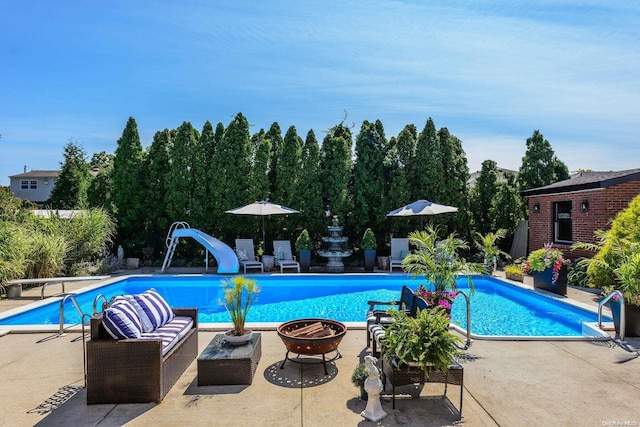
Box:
[588,194,640,288]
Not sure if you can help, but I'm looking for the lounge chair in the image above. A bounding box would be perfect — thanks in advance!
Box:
[235,239,264,273]
[389,238,409,271]
[366,285,416,353]
[273,240,300,273]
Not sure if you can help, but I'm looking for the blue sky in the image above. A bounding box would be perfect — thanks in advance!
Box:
[1,1,639,184]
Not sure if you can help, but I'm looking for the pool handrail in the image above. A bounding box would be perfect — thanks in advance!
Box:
[455,290,472,349]
[598,290,625,342]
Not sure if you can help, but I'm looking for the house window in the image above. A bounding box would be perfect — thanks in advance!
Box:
[20,180,38,190]
[554,201,572,243]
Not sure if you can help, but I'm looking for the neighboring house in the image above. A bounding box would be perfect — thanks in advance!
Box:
[521,168,640,258]
[8,169,59,204]
[467,167,517,187]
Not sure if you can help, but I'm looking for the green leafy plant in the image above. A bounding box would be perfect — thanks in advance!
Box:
[403,226,484,293]
[504,264,524,282]
[381,307,461,373]
[360,228,377,250]
[351,363,368,388]
[522,243,570,284]
[220,276,260,336]
[474,229,510,273]
[608,244,640,306]
[295,229,313,252]
[566,259,589,288]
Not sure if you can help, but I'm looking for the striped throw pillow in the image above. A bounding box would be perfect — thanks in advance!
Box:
[114,295,154,333]
[133,288,174,330]
[102,300,143,339]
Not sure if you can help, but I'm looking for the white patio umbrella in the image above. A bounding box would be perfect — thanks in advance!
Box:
[225,200,300,243]
[387,199,458,227]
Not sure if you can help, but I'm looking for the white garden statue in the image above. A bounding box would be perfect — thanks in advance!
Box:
[361,355,387,422]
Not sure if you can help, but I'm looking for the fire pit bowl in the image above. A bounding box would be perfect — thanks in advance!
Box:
[277,318,347,374]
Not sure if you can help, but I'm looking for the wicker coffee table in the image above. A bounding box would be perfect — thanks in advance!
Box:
[197,333,262,386]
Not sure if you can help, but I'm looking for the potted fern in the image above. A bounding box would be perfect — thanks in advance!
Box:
[361,228,377,272]
[295,229,312,273]
[380,306,461,376]
[351,363,369,400]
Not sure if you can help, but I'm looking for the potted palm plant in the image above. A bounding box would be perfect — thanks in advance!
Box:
[295,229,312,273]
[474,229,510,275]
[220,276,260,345]
[361,228,377,272]
[403,226,484,294]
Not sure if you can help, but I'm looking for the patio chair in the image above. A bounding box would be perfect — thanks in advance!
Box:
[235,239,264,274]
[273,240,300,273]
[389,238,409,272]
[366,285,416,353]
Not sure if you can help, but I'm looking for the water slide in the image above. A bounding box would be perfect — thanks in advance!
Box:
[162,226,239,274]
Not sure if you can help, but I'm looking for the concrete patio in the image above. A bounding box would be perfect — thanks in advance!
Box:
[1,274,639,426]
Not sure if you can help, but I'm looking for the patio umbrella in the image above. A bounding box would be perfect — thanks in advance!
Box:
[225,200,300,243]
[387,199,458,227]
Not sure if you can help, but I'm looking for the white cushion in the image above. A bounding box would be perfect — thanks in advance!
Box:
[102,301,143,339]
[133,288,175,330]
[114,294,154,332]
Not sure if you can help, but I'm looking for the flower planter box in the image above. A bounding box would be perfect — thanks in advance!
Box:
[505,272,524,282]
[532,266,567,296]
[609,299,640,337]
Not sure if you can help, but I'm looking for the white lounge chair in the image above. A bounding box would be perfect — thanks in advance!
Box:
[389,238,409,272]
[235,239,264,273]
[273,240,301,273]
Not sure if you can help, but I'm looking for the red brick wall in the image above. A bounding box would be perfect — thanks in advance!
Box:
[527,180,640,259]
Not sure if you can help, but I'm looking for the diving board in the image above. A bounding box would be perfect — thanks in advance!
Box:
[162,223,239,274]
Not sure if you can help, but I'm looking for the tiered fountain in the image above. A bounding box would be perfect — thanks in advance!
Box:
[317,216,352,273]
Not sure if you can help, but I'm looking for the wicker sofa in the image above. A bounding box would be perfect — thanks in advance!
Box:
[86,307,198,404]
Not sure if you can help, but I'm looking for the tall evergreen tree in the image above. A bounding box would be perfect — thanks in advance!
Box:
[414,118,443,202]
[517,129,565,191]
[139,129,172,253]
[87,152,114,210]
[48,140,92,209]
[493,173,523,237]
[384,136,411,236]
[112,117,145,252]
[165,122,199,226]
[320,122,353,227]
[351,120,388,242]
[192,121,216,231]
[298,130,324,244]
[265,122,283,197]
[273,125,303,238]
[212,113,254,240]
[438,128,471,237]
[250,129,271,202]
[471,159,500,234]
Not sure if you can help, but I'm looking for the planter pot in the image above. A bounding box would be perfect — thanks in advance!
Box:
[298,250,311,273]
[364,249,376,272]
[223,329,253,345]
[126,257,140,270]
[505,272,524,282]
[532,266,567,296]
[609,299,640,337]
[359,386,368,401]
[377,256,389,271]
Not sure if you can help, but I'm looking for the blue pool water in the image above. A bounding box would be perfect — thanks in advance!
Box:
[0,274,609,337]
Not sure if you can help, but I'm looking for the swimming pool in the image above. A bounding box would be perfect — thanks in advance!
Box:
[0,274,610,339]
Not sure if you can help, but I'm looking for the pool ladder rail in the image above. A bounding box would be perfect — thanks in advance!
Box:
[455,290,472,350]
[598,290,625,343]
[162,221,191,272]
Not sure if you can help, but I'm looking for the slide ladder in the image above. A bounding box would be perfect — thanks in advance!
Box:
[161,222,239,274]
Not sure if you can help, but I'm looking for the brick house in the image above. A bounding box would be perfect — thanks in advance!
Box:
[8,169,59,204]
[521,168,640,258]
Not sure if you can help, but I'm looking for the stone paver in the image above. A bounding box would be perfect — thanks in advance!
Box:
[0,272,639,426]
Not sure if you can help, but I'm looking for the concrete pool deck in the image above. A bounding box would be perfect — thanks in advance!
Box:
[1,271,639,426]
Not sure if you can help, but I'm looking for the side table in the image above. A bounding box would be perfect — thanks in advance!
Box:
[198,333,262,385]
[261,255,275,272]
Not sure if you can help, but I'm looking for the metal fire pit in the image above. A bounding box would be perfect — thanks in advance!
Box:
[277,318,347,375]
